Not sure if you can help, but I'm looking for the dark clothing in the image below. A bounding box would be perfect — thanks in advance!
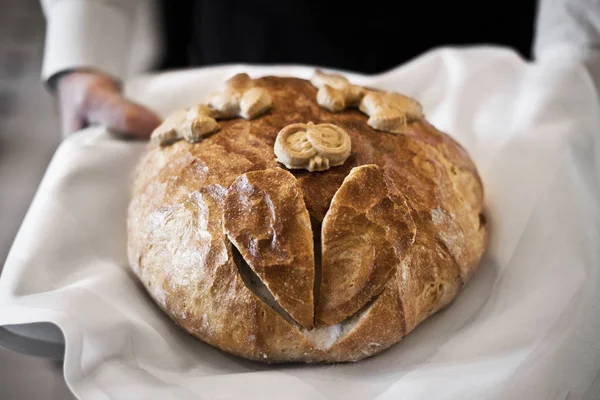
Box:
[157,0,539,75]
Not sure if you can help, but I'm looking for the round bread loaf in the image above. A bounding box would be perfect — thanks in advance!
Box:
[127,72,488,363]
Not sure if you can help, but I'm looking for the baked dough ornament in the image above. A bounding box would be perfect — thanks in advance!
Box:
[274,122,352,172]
[150,73,272,146]
[206,73,273,120]
[311,70,424,135]
[359,91,424,135]
[311,69,364,112]
[150,104,220,147]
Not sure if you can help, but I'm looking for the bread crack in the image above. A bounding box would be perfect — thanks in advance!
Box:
[231,244,298,327]
[311,217,323,327]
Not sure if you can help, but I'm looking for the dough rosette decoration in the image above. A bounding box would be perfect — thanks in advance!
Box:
[274,122,352,172]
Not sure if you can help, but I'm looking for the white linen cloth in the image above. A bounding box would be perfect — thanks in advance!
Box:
[2,47,600,400]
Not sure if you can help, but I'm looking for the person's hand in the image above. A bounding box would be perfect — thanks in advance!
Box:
[54,70,162,138]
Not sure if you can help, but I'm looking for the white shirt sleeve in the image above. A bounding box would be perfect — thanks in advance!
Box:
[533,0,600,78]
[40,0,155,84]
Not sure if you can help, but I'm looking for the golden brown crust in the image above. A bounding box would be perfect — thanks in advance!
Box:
[224,168,315,329]
[127,75,488,363]
[317,165,416,325]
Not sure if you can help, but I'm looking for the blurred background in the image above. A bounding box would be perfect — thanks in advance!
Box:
[0,0,73,398]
